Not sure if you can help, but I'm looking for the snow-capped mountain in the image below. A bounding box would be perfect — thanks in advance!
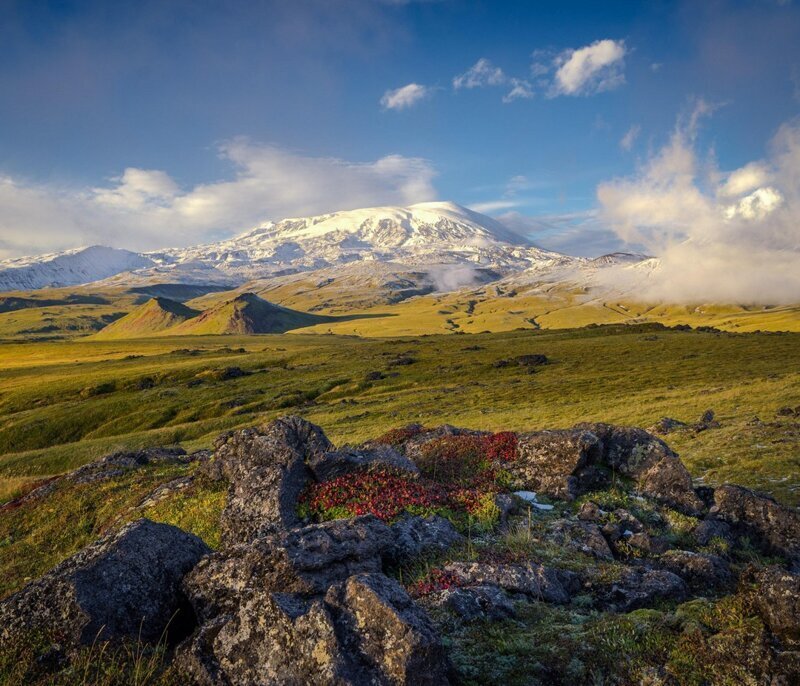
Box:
[1,202,583,292]
[0,246,154,292]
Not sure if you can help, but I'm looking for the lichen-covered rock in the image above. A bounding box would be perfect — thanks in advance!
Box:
[693,518,736,548]
[507,429,604,500]
[657,550,733,592]
[577,423,704,514]
[752,566,800,645]
[216,415,333,545]
[0,519,209,647]
[177,573,453,686]
[595,567,688,612]
[546,519,614,561]
[70,446,189,485]
[308,444,419,482]
[711,485,800,561]
[426,585,515,622]
[388,514,463,565]
[443,561,572,604]
[184,515,393,621]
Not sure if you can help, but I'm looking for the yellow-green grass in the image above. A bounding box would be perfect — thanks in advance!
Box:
[0,326,798,505]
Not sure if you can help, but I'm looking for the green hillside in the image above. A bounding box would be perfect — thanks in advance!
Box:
[93,297,200,339]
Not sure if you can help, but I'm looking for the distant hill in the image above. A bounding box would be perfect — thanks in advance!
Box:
[169,292,331,335]
[93,297,199,339]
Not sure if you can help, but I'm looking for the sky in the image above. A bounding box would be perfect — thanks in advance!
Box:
[1,0,800,268]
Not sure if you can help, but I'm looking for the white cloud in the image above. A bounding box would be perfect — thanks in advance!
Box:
[502,78,534,102]
[619,124,641,151]
[453,58,506,89]
[596,107,800,304]
[0,141,438,258]
[380,83,430,110]
[719,161,772,197]
[551,39,627,96]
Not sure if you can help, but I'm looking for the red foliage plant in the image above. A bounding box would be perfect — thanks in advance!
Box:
[372,424,427,446]
[410,568,463,597]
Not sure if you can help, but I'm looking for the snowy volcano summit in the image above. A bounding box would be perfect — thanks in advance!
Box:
[0,202,577,291]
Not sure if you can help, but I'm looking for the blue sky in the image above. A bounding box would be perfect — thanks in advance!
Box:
[1,0,800,258]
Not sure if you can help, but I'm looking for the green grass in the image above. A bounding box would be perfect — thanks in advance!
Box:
[0,325,797,504]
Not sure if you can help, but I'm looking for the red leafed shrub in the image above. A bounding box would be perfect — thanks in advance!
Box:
[299,469,451,522]
[416,432,518,485]
[410,568,463,597]
[373,425,426,446]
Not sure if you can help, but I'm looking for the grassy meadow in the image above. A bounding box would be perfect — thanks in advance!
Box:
[1,324,798,506]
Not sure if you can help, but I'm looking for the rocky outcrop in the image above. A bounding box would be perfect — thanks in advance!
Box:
[0,519,209,647]
[184,516,394,620]
[656,550,733,592]
[594,567,688,612]
[389,514,463,565]
[178,573,453,685]
[751,566,800,645]
[506,423,703,514]
[309,444,419,482]
[711,485,800,561]
[443,562,573,604]
[426,585,515,622]
[546,518,614,561]
[216,416,333,545]
[508,429,604,500]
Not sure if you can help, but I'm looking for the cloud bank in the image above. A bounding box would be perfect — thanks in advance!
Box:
[597,106,800,304]
[0,142,437,259]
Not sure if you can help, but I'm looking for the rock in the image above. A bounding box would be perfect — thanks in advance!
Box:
[389,515,463,565]
[399,424,486,462]
[508,429,604,500]
[693,518,736,548]
[184,516,393,621]
[776,406,797,417]
[711,485,800,561]
[752,566,800,645]
[216,416,333,545]
[443,562,571,604]
[427,585,515,622]
[137,475,194,509]
[513,354,549,367]
[0,519,209,647]
[601,509,645,543]
[577,423,704,514]
[648,417,688,435]
[694,409,720,432]
[494,493,515,527]
[178,573,453,686]
[308,444,419,482]
[70,446,188,485]
[596,567,688,612]
[577,501,605,522]
[546,519,614,561]
[657,550,733,591]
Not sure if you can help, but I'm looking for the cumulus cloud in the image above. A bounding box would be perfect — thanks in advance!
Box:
[0,141,438,258]
[620,124,641,151]
[380,83,430,110]
[453,58,506,89]
[596,106,800,304]
[552,39,627,96]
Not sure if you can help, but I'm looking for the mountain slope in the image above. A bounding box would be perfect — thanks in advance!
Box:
[169,292,331,335]
[0,246,154,292]
[93,297,200,339]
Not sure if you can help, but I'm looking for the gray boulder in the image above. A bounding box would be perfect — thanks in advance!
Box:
[692,518,736,548]
[177,573,453,686]
[507,428,604,500]
[546,519,614,561]
[0,519,209,647]
[752,566,800,645]
[596,567,688,612]
[443,561,571,604]
[711,485,800,561]
[426,585,515,622]
[389,514,464,565]
[216,416,332,545]
[657,550,733,592]
[309,444,419,482]
[578,423,704,514]
[184,515,393,621]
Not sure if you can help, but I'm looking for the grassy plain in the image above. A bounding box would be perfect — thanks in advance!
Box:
[0,325,797,505]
